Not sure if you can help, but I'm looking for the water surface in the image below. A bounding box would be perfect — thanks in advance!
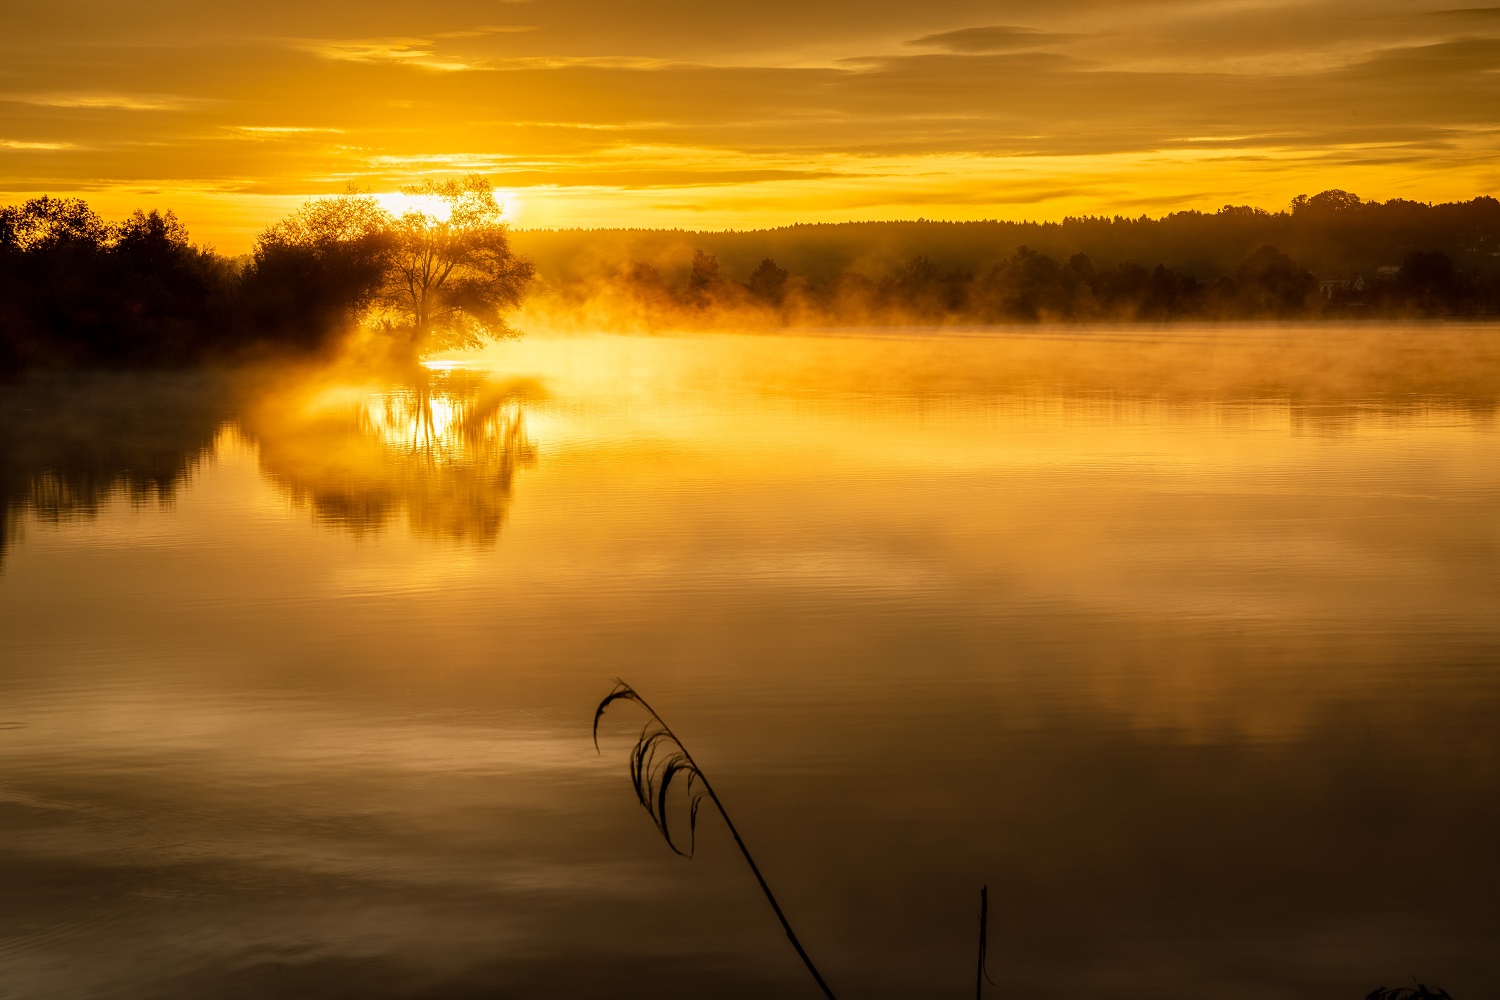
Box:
[2,326,1498,999]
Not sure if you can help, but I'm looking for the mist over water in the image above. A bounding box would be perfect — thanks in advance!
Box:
[1,326,1498,999]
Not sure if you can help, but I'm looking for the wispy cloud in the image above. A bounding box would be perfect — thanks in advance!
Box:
[365,152,516,171]
[9,92,204,111]
[905,25,1082,53]
[432,24,538,40]
[4,0,1496,248]
[1424,6,1500,17]
[229,126,347,138]
[293,37,481,72]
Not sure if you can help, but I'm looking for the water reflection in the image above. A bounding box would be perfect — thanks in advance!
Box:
[0,368,542,566]
[2,329,1499,1000]
[0,372,232,568]
[248,370,540,545]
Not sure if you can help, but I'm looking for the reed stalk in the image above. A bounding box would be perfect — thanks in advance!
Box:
[594,680,839,1000]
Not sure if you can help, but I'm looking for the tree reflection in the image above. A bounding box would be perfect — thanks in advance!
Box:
[248,370,541,546]
[0,368,543,567]
[0,372,232,568]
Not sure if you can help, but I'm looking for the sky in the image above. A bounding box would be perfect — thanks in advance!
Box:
[2,0,1498,252]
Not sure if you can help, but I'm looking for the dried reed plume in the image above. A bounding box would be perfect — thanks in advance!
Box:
[594,682,1450,1000]
[593,680,839,1000]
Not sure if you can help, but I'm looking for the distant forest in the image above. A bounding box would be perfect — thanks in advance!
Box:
[520,190,1500,329]
[4,187,1499,375]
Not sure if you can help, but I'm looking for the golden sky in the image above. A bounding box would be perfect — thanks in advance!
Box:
[2,0,1498,252]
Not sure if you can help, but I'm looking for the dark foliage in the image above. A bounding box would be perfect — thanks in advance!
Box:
[237,193,392,356]
[0,199,234,374]
[747,257,789,304]
[1,184,533,376]
[529,190,1500,325]
[1366,986,1453,1000]
[5,188,1499,376]
[597,233,1500,326]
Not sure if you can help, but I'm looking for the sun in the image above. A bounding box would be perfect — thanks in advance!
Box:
[372,188,524,224]
[373,191,453,222]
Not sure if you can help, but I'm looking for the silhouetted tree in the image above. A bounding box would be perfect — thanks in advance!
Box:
[747,258,789,304]
[0,197,230,369]
[113,209,190,264]
[380,175,534,355]
[1398,250,1459,312]
[689,249,720,289]
[1292,189,1364,214]
[8,187,1500,377]
[1,196,109,250]
[883,252,969,317]
[1140,263,1198,320]
[1096,261,1150,315]
[1065,253,1096,284]
[625,261,666,288]
[242,191,391,353]
[1233,245,1317,317]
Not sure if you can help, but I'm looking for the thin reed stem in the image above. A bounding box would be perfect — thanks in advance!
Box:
[595,681,839,1000]
[976,884,993,999]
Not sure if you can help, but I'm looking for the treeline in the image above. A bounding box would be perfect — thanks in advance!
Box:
[5,187,1500,375]
[542,242,1500,329]
[0,202,237,373]
[0,177,533,376]
[517,191,1500,287]
[520,189,1500,328]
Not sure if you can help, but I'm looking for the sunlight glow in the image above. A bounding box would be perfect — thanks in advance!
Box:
[374,192,453,222]
[371,189,522,225]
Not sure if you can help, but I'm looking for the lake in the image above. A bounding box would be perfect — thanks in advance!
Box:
[1,326,1498,1000]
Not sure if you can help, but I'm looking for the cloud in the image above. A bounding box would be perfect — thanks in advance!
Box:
[1424,6,1500,17]
[293,37,482,71]
[904,25,1081,53]
[3,0,1497,248]
[8,92,205,111]
[227,126,348,143]
[230,126,346,135]
[432,24,538,39]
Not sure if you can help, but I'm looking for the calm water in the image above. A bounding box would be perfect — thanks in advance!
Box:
[1,327,1498,1000]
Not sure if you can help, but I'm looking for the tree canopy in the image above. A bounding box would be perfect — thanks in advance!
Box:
[0,180,536,374]
[240,176,536,361]
[379,176,535,353]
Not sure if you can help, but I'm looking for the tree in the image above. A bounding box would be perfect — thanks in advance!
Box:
[1305,189,1364,213]
[113,209,190,259]
[747,258,788,303]
[245,191,393,350]
[0,196,108,251]
[1233,245,1317,316]
[689,249,720,289]
[0,197,229,367]
[1398,250,1459,312]
[382,175,534,354]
